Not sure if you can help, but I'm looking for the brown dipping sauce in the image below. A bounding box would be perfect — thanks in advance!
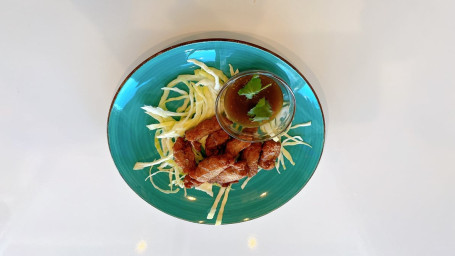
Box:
[224,75,283,127]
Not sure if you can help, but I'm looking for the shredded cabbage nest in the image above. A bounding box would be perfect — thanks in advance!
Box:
[133,59,312,225]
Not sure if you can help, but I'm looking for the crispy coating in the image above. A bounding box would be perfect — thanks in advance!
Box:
[241,143,262,177]
[205,129,230,156]
[225,139,251,158]
[209,160,248,186]
[191,155,234,183]
[172,137,196,173]
[185,116,221,141]
[183,175,203,188]
[258,140,281,170]
[205,147,223,156]
[177,118,282,187]
[205,147,220,157]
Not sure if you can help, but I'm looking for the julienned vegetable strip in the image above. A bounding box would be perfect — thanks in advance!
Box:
[215,185,231,226]
[290,121,312,129]
[241,177,252,189]
[188,59,221,91]
[133,154,173,170]
[146,168,180,194]
[161,87,188,95]
[142,105,188,117]
[207,186,227,219]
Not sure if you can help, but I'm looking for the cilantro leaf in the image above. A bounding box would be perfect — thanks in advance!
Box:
[238,75,272,99]
[247,98,273,122]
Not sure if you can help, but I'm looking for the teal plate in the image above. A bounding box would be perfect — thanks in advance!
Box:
[108,39,325,224]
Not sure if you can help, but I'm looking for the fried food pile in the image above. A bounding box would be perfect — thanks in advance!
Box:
[173,116,281,188]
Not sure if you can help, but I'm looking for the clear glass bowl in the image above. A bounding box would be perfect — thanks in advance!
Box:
[215,70,296,142]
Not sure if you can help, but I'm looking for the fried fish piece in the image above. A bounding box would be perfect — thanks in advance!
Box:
[225,138,251,158]
[258,140,281,170]
[172,137,196,173]
[190,155,234,183]
[185,116,221,141]
[209,160,248,186]
[241,143,262,177]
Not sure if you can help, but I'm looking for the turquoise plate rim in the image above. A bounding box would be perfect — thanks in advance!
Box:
[107,38,326,224]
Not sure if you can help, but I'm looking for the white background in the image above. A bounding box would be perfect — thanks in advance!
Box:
[1,0,454,255]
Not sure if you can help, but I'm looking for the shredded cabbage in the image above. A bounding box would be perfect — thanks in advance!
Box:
[241,177,252,190]
[145,167,180,194]
[207,187,227,219]
[188,59,222,91]
[274,121,313,173]
[215,185,231,226]
[133,154,173,170]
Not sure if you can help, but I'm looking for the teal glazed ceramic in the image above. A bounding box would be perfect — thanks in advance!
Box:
[108,39,325,224]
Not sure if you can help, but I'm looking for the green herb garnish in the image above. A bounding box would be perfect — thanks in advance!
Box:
[200,146,206,158]
[247,97,273,122]
[237,75,272,99]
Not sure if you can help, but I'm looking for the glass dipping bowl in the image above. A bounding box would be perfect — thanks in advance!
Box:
[215,70,296,142]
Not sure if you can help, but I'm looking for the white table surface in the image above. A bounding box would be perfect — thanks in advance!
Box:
[1,0,455,255]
